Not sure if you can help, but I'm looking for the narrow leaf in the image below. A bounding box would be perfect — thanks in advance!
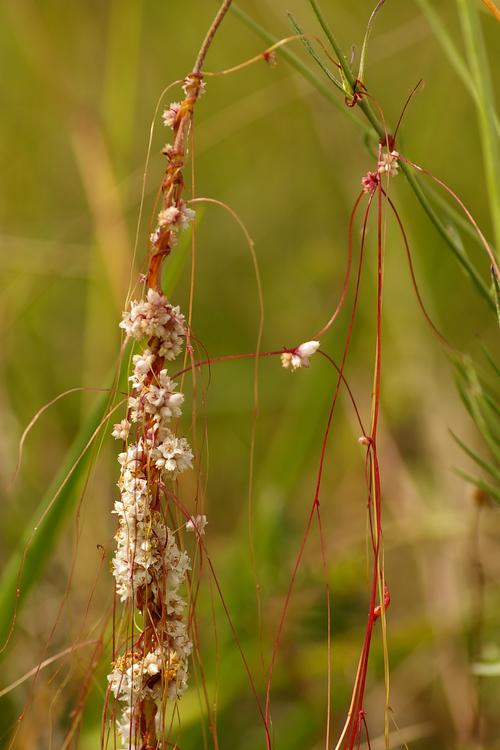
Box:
[287,12,342,91]
[450,430,500,482]
[456,469,500,502]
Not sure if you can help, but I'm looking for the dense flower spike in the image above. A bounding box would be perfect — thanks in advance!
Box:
[108,643,191,748]
[107,5,229,738]
[110,282,196,745]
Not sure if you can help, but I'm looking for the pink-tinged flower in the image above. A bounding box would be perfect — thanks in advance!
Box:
[178,202,195,229]
[120,289,186,351]
[158,206,180,227]
[162,102,181,129]
[157,202,195,232]
[183,74,206,98]
[361,170,379,194]
[281,340,320,371]
[150,227,161,246]
[186,515,208,535]
[112,419,131,441]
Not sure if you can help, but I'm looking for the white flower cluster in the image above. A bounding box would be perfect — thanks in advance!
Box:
[128,368,184,424]
[153,430,193,474]
[158,203,195,231]
[120,289,186,359]
[149,199,195,253]
[110,285,199,747]
[108,645,190,748]
[281,340,320,371]
[378,150,399,177]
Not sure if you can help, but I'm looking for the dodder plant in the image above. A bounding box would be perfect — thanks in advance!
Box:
[106,1,499,745]
[2,1,498,749]
[104,6,230,746]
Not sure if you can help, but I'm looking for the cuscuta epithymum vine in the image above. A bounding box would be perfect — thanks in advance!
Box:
[104,3,499,748]
[105,3,233,748]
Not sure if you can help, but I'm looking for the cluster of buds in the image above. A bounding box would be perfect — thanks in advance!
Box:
[109,282,196,746]
[147,73,205,291]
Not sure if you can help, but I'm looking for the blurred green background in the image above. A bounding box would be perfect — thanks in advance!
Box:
[0,0,499,748]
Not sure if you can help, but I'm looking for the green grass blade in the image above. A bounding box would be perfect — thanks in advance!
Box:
[413,0,469,85]
[0,383,121,650]
[481,344,500,378]
[308,0,356,93]
[287,12,343,91]
[456,0,500,253]
[414,0,500,140]
[450,430,500,482]
[358,0,386,84]
[398,163,494,307]
[492,267,500,327]
[422,178,489,246]
[453,355,500,460]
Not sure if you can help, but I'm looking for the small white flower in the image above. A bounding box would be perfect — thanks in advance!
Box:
[158,206,180,227]
[166,592,186,616]
[178,202,195,230]
[281,340,320,371]
[112,419,131,441]
[118,440,147,469]
[150,227,161,246]
[162,102,181,128]
[281,352,301,370]
[153,430,193,475]
[378,150,399,176]
[129,349,156,390]
[186,514,208,535]
[143,650,161,676]
[297,340,320,360]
